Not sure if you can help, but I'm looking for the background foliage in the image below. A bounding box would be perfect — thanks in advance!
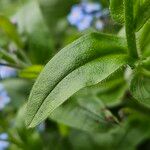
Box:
[0,0,150,150]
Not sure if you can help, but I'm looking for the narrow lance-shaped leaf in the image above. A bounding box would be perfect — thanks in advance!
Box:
[25,33,128,128]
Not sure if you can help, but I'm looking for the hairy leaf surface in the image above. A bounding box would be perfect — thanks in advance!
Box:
[26,33,128,127]
[135,0,150,31]
[109,0,124,24]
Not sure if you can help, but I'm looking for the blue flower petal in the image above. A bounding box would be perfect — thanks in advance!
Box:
[76,15,93,31]
[0,84,10,110]
[0,141,9,150]
[67,5,84,25]
[82,2,101,14]
[0,66,16,80]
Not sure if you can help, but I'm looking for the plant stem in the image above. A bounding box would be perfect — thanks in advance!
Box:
[124,0,139,59]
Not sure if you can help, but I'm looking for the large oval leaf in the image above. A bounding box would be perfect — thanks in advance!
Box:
[26,33,128,128]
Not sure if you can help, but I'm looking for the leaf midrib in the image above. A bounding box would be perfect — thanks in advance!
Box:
[27,53,127,127]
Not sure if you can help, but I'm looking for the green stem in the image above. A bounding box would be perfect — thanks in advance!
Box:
[124,0,139,59]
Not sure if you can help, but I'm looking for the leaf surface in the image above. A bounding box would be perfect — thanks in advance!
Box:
[26,33,128,127]
[135,0,150,31]
[109,0,124,24]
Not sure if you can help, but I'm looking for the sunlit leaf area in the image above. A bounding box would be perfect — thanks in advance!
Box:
[0,0,150,149]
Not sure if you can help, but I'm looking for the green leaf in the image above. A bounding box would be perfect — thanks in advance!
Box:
[130,72,150,107]
[15,1,53,64]
[109,0,145,30]
[0,15,23,48]
[14,104,43,150]
[141,57,150,71]
[0,49,18,64]
[19,65,43,79]
[109,0,124,24]
[98,82,127,107]
[25,32,128,128]
[50,91,118,133]
[93,70,127,106]
[91,112,150,149]
[137,21,150,57]
[135,0,150,31]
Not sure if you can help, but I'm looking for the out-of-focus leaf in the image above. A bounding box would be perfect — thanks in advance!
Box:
[15,1,53,64]
[38,0,77,29]
[135,0,150,31]
[98,82,127,107]
[0,49,18,64]
[2,79,32,108]
[92,70,127,106]
[91,112,150,150]
[14,104,43,150]
[130,72,150,107]
[19,65,43,79]
[26,32,128,128]
[141,57,150,71]
[0,15,23,48]
[50,90,118,133]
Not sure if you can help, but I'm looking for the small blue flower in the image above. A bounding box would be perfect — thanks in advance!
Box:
[76,15,93,31]
[0,133,9,150]
[67,1,108,31]
[82,2,101,14]
[67,5,84,25]
[0,84,10,110]
[0,66,16,80]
